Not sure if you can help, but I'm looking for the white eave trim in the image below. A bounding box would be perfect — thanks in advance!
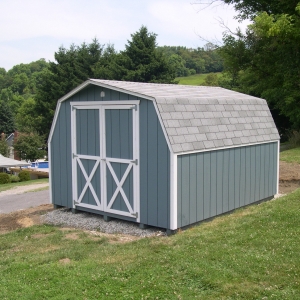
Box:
[89,79,155,101]
[174,139,280,156]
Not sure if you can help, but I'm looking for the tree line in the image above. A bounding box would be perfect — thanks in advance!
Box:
[1,0,300,159]
[0,26,223,150]
[159,44,223,77]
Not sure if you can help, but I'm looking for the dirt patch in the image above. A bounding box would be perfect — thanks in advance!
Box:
[88,231,140,243]
[17,217,34,228]
[59,258,71,265]
[279,161,300,181]
[0,204,53,234]
[279,161,300,194]
[65,233,80,240]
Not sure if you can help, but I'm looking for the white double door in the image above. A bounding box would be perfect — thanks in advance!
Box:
[71,101,139,221]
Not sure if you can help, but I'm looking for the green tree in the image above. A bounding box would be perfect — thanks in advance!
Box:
[168,54,191,77]
[0,88,25,115]
[13,132,45,162]
[212,0,299,20]
[16,98,43,133]
[202,73,219,86]
[122,26,176,83]
[0,101,15,134]
[33,40,103,136]
[158,45,223,75]
[93,44,128,80]
[0,134,9,157]
[215,0,300,132]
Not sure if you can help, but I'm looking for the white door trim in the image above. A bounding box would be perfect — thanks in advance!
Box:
[71,102,140,221]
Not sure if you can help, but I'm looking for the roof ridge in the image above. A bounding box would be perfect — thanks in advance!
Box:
[90,79,222,89]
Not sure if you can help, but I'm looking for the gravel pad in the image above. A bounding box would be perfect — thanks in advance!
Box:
[42,208,165,237]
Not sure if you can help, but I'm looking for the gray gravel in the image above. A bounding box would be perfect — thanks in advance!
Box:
[42,208,165,237]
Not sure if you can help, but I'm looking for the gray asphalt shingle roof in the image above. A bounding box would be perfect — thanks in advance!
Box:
[90,79,279,153]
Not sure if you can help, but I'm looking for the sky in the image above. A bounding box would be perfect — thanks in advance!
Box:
[0,0,250,71]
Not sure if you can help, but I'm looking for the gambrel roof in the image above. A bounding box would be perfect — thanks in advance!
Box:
[53,79,280,154]
[90,80,280,153]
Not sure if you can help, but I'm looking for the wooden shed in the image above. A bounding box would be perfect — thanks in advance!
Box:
[48,79,280,232]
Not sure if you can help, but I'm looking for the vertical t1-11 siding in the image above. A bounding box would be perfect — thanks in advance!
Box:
[177,142,278,228]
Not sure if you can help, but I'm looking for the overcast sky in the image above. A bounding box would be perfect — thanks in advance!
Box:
[0,0,250,71]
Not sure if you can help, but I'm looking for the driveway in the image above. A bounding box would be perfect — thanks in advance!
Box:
[0,184,49,214]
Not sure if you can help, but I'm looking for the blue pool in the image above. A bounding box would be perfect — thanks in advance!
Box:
[30,161,49,168]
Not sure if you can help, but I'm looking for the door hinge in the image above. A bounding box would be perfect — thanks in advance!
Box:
[131,159,138,165]
[74,200,79,206]
[131,212,138,218]
[73,153,78,159]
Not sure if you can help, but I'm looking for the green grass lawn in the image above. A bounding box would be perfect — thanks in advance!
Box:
[0,188,300,299]
[176,73,221,86]
[0,178,49,193]
[280,146,300,164]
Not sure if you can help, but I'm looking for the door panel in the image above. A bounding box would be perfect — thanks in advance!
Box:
[106,162,134,213]
[76,109,100,156]
[105,109,133,159]
[76,158,101,206]
[103,106,137,218]
[71,102,139,220]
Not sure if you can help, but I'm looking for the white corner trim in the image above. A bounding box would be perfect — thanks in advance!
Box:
[48,141,52,204]
[170,153,178,230]
[276,140,280,195]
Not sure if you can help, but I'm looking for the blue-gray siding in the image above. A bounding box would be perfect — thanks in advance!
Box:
[177,142,278,228]
[50,85,170,228]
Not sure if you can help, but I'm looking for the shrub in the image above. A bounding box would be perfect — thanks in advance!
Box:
[288,131,300,148]
[10,175,20,183]
[18,170,30,182]
[0,173,11,184]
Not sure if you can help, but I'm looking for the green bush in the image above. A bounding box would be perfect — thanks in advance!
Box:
[0,173,11,184]
[18,170,30,182]
[10,175,20,183]
[288,130,300,148]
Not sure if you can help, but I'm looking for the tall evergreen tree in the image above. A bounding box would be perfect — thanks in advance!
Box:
[123,26,176,83]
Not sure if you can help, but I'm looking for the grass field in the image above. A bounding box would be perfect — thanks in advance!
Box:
[176,73,221,86]
[280,146,300,164]
[0,178,49,193]
[0,191,300,298]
